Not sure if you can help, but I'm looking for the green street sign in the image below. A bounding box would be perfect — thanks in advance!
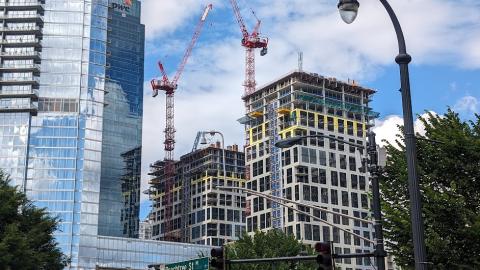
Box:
[164,257,209,270]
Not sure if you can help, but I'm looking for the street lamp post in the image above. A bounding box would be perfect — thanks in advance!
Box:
[201,131,227,182]
[275,133,386,269]
[337,1,427,269]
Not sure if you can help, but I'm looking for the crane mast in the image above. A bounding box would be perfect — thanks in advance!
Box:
[229,0,268,96]
[150,4,212,242]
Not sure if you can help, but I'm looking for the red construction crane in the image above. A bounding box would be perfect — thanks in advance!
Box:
[150,3,212,241]
[229,0,269,96]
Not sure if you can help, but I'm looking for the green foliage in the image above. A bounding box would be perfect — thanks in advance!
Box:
[380,110,480,269]
[0,171,69,270]
[226,229,316,270]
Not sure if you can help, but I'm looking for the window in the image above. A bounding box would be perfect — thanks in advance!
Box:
[342,209,349,225]
[329,135,336,150]
[329,152,336,168]
[361,194,368,209]
[301,147,317,164]
[340,172,347,187]
[347,121,354,135]
[351,192,359,208]
[349,156,356,171]
[342,191,349,206]
[359,176,366,190]
[344,231,351,245]
[340,154,347,169]
[353,230,361,246]
[363,231,371,247]
[303,185,311,201]
[333,227,340,243]
[285,187,292,200]
[333,208,340,224]
[301,147,309,163]
[356,122,363,137]
[310,148,317,164]
[319,169,327,184]
[327,117,334,131]
[349,139,356,153]
[323,226,330,242]
[304,224,312,240]
[288,208,294,222]
[331,171,338,186]
[308,112,315,127]
[286,168,292,184]
[313,225,321,241]
[331,190,338,205]
[321,188,328,203]
[282,149,291,166]
[353,211,360,227]
[319,151,327,166]
[351,175,358,189]
[318,115,325,129]
[338,136,345,151]
[311,186,318,202]
[338,119,345,133]
[311,167,319,183]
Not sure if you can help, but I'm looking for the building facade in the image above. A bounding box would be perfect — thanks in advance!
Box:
[98,0,144,237]
[149,143,246,246]
[138,218,153,240]
[120,146,141,238]
[0,0,144,268]
[242,71,378,270]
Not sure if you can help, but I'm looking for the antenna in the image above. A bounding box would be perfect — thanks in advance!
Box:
[298,51,303,72]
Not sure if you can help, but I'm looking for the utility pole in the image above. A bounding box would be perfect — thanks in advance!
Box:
[367,130,386,270]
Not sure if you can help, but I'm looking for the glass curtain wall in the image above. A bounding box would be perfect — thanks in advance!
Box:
[25,0,108,269]
[98,0,144,237]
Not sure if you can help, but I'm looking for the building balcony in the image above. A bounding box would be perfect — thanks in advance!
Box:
[0,103,37,116]
[0,25,42,35]
[0,50,41,60]
[0,63,40,73]
[0,38,41,47]
[0,13,44,23]
[0,76,39,85]
[0,0,44,11]
[0,89,38,100]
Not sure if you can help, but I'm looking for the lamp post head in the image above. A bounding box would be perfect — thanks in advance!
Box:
[338,0,360,24]
[274,137,305,148]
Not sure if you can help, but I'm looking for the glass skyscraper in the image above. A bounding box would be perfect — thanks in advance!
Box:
[99,0,144,238]
[0,0,145,268]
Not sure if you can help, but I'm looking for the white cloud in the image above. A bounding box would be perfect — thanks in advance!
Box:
[454,95,479,114]
[373,112,435,147]
[141,0,225,39]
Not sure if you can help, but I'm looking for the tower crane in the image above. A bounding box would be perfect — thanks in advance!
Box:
[150,3,212,241]
[229,0,269,96]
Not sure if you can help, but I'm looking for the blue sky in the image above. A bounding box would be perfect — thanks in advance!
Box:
[138,0,480,218]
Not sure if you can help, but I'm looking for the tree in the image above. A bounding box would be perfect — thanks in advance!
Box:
[380,110,480,269]
[0,170,69,269]
[226,229,316,270]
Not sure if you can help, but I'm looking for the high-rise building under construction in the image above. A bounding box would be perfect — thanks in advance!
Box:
[242,71,378,269]
[149,143,246,246]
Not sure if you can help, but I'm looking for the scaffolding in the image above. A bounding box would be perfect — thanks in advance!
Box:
[267,102,282,229]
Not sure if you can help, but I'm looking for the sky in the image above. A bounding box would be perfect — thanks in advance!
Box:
[137,0,480,218]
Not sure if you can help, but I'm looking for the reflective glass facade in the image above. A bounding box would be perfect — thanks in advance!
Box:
[98,0,144,237]
[95,236,212,270]
[0,0,144,269]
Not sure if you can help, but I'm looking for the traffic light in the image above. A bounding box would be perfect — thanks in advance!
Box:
[315,242,333,270]
[210,246,225,270]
